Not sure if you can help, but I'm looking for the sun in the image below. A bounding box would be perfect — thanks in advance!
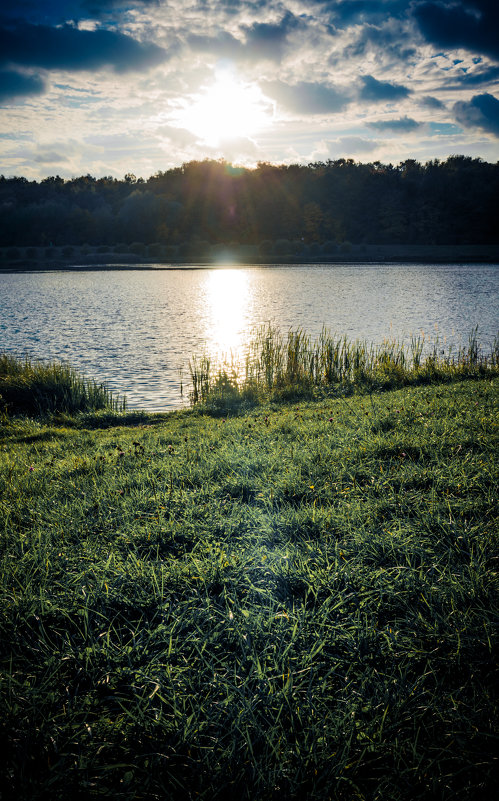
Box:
[178,69,272,146]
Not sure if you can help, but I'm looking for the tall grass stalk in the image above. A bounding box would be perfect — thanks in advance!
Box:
[0,352,125,416]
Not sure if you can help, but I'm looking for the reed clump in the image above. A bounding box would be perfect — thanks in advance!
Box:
[0,352,125,417]
[188,324,499,412]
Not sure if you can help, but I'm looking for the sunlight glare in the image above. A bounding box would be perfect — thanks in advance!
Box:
[178,70,272,146]
[202,269,252,366]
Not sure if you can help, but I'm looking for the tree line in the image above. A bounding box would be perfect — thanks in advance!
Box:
[1,156,498,250]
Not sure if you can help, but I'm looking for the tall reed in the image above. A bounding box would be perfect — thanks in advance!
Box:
[187,324,498,410]
[0,352,125,416]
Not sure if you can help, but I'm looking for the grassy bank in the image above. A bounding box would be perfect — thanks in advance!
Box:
[1,371,498,799]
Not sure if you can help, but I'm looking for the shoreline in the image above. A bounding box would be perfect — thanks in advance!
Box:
[1,243,498,271]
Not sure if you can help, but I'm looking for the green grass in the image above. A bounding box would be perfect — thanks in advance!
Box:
[0,373,497,800]
[0,353,125,417]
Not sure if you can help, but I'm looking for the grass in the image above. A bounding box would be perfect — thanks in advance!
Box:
[0,353,125,418]
[187,324,499,413]
[0,367,497,799]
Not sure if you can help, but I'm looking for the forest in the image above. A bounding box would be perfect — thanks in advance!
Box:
[1,155,498,254]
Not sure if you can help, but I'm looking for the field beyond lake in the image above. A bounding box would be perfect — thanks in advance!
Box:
[1,374,497,800]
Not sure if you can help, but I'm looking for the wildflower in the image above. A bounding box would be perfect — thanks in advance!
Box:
[29,465,34,472]
[329,417,333,422]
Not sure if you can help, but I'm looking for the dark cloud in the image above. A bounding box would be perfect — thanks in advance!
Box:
[359,75,410,102]
[261,79,350,114]
[0,21,167,73]
[413,1,499,61]
[420,95,445,109]
[0,68,46,101]
[242,12,299,60]
[187,12,299,63]
[344,20,416,61]
[454,92,499,136]
[454,65,499,86]
[0,1,160,24]
[367,116,422,132]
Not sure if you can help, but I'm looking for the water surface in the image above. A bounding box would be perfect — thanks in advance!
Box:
[1,263,497,410]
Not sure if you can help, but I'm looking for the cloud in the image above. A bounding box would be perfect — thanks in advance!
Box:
[215,0,270,11]
[343,16,417,63]
[454,92,499,136]
[33,150,72,165]
[413,0,499,61]
[367,116,422,132]
[359,74,410,102]
[187,31,243,59]
[0,21,168,73]
[261,79,350,114]
[454,65,499,86]
[308,1,410,26]
[0,68,46,101]
[241,12,299,60]
[420,95,445,109]
[329,135,380,154]
[155,124,199,147]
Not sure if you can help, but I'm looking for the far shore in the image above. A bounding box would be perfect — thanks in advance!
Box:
[1,242,499,271]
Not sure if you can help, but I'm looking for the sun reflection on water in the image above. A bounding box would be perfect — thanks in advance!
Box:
[202,268,252,369]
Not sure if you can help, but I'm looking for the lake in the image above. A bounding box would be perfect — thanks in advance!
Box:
[1,263,497,410]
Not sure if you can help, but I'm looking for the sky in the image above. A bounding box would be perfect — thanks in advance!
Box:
[1,0,498,179]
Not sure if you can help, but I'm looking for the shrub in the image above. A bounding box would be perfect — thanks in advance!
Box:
[274,239,292,256]
[291,239,305,254]
[148,242,164,258]
[130,242,146,255]
[322,240,337,255]
[259,240,273,257]
[163,245,179,260]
